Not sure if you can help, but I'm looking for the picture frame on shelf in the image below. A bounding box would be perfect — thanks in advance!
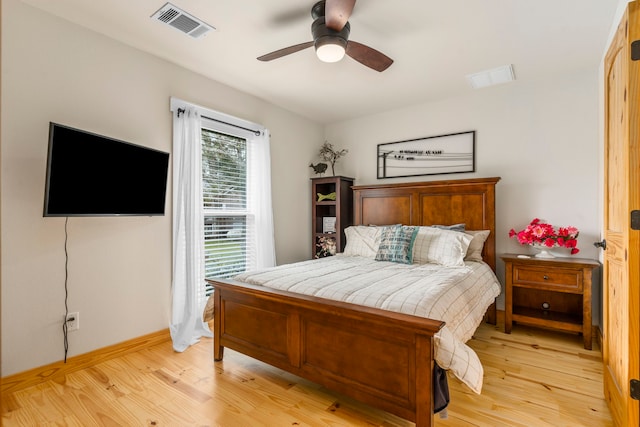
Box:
[323,216,336,234]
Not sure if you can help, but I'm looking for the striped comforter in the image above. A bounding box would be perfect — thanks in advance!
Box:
[233,254,501,393]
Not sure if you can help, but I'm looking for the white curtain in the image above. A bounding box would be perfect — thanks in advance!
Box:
[170,107,212,352]
[248,131,276,269]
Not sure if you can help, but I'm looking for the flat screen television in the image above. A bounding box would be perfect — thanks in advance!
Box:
[43,123,170,217]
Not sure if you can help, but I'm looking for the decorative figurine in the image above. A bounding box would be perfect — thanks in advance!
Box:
[309,162,328,175]
[317,192,336,202]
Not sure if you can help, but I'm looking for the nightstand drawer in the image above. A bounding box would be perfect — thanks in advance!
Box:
[512,266,582,292]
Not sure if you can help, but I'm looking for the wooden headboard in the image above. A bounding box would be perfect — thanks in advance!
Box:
[352,177,501,272]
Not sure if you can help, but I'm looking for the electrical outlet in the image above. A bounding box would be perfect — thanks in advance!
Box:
[65,312,79,331]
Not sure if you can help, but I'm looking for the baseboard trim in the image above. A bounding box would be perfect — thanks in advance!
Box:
[595,325,603,349]
[1,328,171,395]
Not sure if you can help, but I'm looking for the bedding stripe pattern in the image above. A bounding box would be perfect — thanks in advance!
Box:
[234,255,501,393]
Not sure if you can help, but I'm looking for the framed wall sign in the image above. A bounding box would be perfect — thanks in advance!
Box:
[377,131,475,179]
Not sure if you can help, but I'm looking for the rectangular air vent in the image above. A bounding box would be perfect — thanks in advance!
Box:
[151,2,215,39]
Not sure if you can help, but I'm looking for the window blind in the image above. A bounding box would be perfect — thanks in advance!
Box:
[202,128,254,291]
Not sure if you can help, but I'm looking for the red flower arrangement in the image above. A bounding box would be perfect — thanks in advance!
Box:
[509,218,580,255]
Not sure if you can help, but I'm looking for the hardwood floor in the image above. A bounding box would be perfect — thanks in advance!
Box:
[1,320,612,426]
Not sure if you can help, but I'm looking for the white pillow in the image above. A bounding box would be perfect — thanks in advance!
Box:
[343,226,382,258]
[464,230,490,262]
[412,227,472,266]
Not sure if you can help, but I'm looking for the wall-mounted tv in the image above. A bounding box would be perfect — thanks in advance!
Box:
[43,123,170,217]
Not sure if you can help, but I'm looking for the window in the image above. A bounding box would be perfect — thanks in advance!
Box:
[202,127,253,287]
[170,97,274,351]
[201,112,274,295]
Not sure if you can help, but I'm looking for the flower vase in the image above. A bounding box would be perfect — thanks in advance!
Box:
[548,247,573,257]
[532,245,555,258]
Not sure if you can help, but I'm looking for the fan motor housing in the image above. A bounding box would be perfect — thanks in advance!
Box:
[312,17,350,50]
[311,1,326,19]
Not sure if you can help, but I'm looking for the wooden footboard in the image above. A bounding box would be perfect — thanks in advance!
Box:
[208,278,445,427]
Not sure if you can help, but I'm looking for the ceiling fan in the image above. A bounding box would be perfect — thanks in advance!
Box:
[257,0,393,72]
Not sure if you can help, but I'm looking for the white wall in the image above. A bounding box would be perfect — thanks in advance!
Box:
[1,0,322,376]
[325,70,602,315]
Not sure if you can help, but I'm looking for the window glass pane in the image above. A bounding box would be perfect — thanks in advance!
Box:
[202,128,249,294]
[204,215,247,277]
[202,129,246,211]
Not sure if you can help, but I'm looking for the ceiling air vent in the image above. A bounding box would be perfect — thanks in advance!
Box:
[151,2,215,39]
[466,64,515,89]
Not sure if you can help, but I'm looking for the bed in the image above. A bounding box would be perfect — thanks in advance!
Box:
[206,177,500,427]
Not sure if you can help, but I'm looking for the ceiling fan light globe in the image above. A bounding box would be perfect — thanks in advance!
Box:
[316,41,346,62]
[312,17,349,63]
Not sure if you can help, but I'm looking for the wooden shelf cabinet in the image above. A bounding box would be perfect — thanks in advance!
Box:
[501,254,600,350]
[311,176,354,259]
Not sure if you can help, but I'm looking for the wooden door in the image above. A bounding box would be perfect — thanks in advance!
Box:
[602,2,640,426]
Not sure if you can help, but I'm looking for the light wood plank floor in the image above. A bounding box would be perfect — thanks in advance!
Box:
[1,321,612,426]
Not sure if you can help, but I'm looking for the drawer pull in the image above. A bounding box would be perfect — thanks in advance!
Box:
[543,275,549,280]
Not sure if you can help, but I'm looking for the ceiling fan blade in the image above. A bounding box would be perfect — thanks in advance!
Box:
[257,41,314,62]
[325,0,356,31]
[346,41,393,72]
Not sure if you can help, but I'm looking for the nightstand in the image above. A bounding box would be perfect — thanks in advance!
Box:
[501,254,600,350]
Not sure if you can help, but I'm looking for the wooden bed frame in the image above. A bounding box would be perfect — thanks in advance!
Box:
[206,177,500,427]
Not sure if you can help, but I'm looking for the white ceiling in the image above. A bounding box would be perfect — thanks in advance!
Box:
[21,0,618,124]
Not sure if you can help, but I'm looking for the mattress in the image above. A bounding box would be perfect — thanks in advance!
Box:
[233,254,501,393]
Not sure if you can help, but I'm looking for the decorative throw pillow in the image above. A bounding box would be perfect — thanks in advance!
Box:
[464,230,491,262]
[343,225,382,258]
[412,226,472,266]
[375,225,419,264]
